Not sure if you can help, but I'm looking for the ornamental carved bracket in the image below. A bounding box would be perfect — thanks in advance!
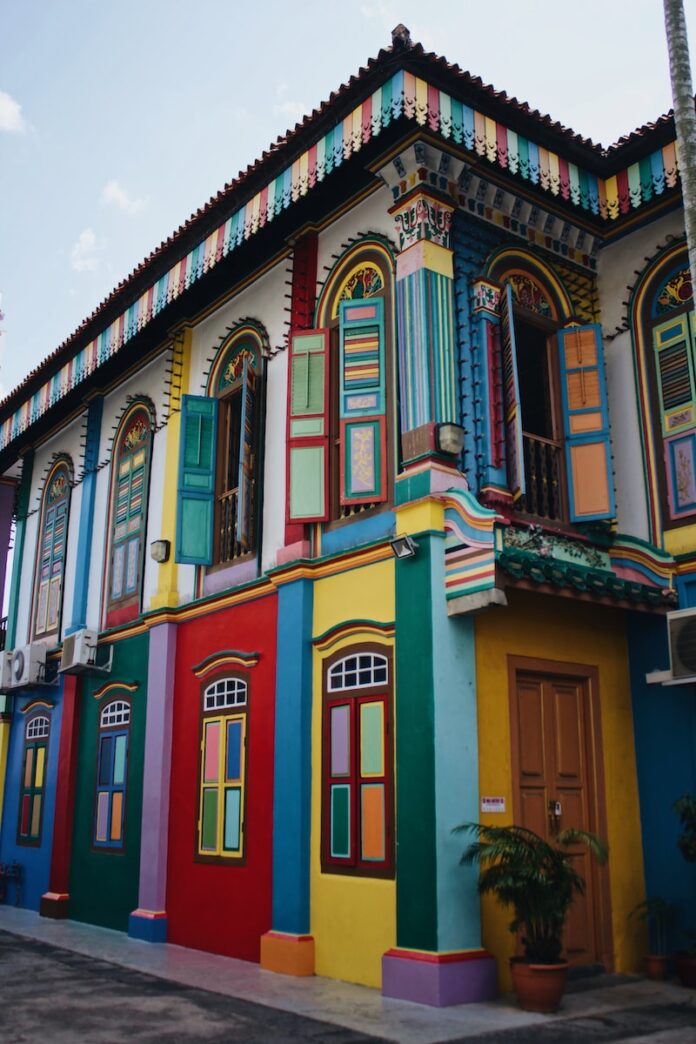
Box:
[392,194,453,251]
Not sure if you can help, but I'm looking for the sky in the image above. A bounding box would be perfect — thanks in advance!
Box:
[2,0,696,400]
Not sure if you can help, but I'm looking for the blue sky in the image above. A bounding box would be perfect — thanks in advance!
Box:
[1,0,695,398]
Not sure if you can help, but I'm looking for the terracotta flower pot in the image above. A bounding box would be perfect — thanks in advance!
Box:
[675,953,696,988]
[510,958,569,1013]
[644,954,668,981]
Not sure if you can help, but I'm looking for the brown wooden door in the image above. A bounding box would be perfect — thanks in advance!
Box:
[514,671,602,966]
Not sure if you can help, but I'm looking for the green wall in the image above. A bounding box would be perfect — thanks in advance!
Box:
[69,631,148,931]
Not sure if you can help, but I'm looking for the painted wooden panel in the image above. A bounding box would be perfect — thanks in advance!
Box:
[339,300,387,506]
[500,284,525,501]
[176,395,218,565]
[286,329,330,522]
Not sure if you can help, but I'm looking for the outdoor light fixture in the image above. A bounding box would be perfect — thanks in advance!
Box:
[435,422,466,456]
[150,539,171,564]
[390,534,419,560]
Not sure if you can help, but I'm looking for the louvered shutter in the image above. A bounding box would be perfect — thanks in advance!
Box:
[500,284,525,501]
[338,299,387,505]
[286,329,330,522]
[176,395,218,564]
[653,312,696,435]
[235,355,255,550]
[558,324,615,522]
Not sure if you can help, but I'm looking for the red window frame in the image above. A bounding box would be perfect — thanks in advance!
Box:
[321,645,394,878]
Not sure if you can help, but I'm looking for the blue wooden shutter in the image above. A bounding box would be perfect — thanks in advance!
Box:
[500,284,525,501]
[558,324,615,522]
[176,394,218,564]
[286,329,330,522]
[338,299,387,505]
[235,356,256,550]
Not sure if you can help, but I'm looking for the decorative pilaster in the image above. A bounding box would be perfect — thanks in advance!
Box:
[40,675,80,918]
[6,449,33,651]
[469,278,512,503]
[128,622,177,942]
[379,142,462,472]
[150,327,191,610]
[66,396,103,634]
[260,576,315,975]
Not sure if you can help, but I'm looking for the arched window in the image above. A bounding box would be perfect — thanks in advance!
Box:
[322,645,394,877]
[197,675,249,860]
[105,405,153,627]
[94,699,131,849]
[482,251,614,525]
[18,713,51,845]
[176,326,263,569]
[33,460,71,639]
[287,241,396,524]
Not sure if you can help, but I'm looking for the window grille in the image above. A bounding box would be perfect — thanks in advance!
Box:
[100,700,131,727]
[328,653,388,691]
[203,676,248,711]
[25,715,50,740]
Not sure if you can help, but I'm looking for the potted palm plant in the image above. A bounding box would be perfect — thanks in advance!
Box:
[673,794,696,988]
[629,897,676,980]
[455,822,607,1013]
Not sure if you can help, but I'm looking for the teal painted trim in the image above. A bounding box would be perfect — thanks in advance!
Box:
[6,450,33,650]
[67,397,103,635]
[395,537,438,950]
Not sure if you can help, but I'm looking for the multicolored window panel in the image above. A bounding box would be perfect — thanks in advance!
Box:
[198,688,247,859]
[93,701,130,849]
[323,651,392,876]
[18,715,50,845]
[108,409,151,610]
[34,465,70,638]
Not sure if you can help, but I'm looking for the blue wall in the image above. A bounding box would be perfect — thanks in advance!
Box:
[0,686,63,910]
[628,610,696,951]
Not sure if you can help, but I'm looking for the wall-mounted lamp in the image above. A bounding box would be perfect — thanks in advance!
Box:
[390,534,419,560]
[435,422,466,456]
[150,539,171,564]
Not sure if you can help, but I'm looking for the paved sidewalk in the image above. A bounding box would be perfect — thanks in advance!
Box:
[1,907,695,1042]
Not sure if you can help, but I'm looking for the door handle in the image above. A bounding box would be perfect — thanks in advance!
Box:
[548,799,562,834]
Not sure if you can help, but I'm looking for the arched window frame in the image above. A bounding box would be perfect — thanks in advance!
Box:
[32,458,72,640]
[197,672,250,863]
[18,712,51,846]
[103,403,154,628]
[93,697,131,850]
[321,643,394,878]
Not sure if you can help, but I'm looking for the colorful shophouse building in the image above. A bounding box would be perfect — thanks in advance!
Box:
[0,27,694,1006]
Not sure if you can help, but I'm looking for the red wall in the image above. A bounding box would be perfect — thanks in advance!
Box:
[166,591,277,962]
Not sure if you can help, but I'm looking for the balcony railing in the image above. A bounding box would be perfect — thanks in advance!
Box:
[217,488,242,564]
[0,617,6,653]
[521,434,563,521]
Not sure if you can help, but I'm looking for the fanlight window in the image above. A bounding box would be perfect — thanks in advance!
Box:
[25,715,50,740]
[328,653,388,692]
[100,700,131,727]
[203,677,248,711]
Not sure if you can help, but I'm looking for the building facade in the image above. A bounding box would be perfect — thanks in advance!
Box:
[0,28,694,1006]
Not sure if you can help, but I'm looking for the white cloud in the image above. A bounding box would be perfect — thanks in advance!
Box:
[274,83,308,128]
[0,90,25,133]
[70,228,101,272]
[100,179,147,215]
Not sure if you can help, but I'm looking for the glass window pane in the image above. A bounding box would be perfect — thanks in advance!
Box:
[360,702,384,777]
[30,795,42,838]
[223,788,241,851]
[95,792,109,842]
[110,792,123,842]
[203,722,220,783]
[20,794,30,836]
[226,720,242,782]
[201,789,218,851]
[330,784,351,859]
[330,705,350,776]
[98,736,113,786]
[112,734,127,786]
[361,784,385,861]
[35,745,46,789]
[24,747,34,789]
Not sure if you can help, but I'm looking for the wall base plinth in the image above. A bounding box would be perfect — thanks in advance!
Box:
[260,932,315,976]
[40,892,70,919]
[381,948,497,1006]
[128,909,168,943]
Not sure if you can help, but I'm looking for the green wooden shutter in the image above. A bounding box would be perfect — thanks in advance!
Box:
[338,299,387,505]
[176,394,218,564]
[286,329,330,522]
[500,284,525,501]
[558,324,615,522]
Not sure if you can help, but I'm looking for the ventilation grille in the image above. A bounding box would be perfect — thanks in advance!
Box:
[668,610,696,679]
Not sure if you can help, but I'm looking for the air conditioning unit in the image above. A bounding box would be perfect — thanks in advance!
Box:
[668,607,696,681]
[7,644,47,689]
[59,629,98,674]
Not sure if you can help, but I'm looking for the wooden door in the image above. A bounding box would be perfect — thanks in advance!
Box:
[512,666,609,967]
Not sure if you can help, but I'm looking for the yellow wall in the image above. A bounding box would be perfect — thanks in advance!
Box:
[475,589,645,987]
[311,558,396,987]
